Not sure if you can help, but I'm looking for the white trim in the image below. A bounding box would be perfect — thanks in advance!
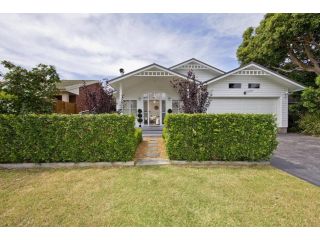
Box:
[205,63,305,90]
[135,71,174,76]
[170,58,225,74]
[109,64,188,84]
[233,69,269,75]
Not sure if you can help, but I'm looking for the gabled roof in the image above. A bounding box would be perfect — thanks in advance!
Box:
[108,63,198,84]
[169,58,225,74]
[204,62,305,91]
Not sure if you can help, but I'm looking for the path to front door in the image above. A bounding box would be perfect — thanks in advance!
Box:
[134,136,169,166]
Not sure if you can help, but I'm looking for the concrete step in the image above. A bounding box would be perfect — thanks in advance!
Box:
[135,159,170,166]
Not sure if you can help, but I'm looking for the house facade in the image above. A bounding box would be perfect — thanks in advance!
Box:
[56,80,100,113]
[108,58,305,132]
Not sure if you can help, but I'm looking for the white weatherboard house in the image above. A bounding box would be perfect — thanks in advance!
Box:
[108,58,305,132]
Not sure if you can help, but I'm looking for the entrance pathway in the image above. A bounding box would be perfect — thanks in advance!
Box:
[134,136,169,166]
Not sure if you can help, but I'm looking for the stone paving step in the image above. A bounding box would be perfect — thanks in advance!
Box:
[134,136,168,165]
[135,159,170,166]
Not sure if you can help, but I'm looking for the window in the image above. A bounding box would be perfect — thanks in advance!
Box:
[248,83,260,89]
[172,100,183,113]
[123,100,137,116]
[229,83,241,88]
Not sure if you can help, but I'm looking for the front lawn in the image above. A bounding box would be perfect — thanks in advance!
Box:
[0,166,319,226]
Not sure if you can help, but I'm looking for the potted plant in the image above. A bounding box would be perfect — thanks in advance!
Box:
[137,109,143,127]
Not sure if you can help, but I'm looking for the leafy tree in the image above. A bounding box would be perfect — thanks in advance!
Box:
[79,80,116,113]
[301,76,320,113]
[0,91,17,113]
[0,60,60,113]
[237,13,320,84]
[171,70,210,113]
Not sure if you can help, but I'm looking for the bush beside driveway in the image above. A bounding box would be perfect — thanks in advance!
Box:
[163,114,278,161]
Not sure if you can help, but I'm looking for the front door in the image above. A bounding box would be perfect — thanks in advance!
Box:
[149,100,160,125]
[143,92,166,126]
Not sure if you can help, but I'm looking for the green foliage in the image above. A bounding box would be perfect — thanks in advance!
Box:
[134,128,143,145]
[0,60,61,114]
[237,13,320,84]
[301,87,320,113]
[0,114,139,163]
[299,113,320,136]
[288,102,306,132]
[301,77,320,113]
[164,114,278,161]
[0,91,17,113]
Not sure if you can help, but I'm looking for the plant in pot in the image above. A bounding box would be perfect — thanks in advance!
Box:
[137,109,143,127]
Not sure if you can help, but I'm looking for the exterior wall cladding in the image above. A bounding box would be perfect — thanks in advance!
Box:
[75,83,101,112]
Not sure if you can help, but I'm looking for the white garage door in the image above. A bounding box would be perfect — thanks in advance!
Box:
[208,97,279,115]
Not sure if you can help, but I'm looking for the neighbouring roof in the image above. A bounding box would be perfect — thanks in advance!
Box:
[57,80,99,90]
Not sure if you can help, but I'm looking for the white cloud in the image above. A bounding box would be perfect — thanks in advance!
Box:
[204,13,264,37]
[0,14,264,79]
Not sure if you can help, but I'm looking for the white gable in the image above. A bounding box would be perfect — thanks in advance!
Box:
[108,64,187,84]
[205,63,305,92]
[170,59,224,82]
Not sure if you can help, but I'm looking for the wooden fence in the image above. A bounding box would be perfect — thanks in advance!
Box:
[54,100,78,114]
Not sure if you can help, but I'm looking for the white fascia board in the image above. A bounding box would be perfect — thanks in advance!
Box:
[170,58,225,74]
[205,63,305,91]
[108,64,189,84]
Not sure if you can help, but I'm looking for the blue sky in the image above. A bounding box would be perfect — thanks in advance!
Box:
[0,14,264,80]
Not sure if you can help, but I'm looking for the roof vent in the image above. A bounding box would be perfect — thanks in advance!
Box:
[119,68,125,75]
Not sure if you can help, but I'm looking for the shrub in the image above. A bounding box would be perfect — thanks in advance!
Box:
[135,128,143,145]
[0,114,139,163]
[137,109,143,127]
[164,114,278,161]
[301,76,320,114]
[0,91,17,114]
[299,113,320,136]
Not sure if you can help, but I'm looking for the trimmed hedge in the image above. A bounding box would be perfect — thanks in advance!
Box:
[164,114,278,161]
[0,114,140,163]
[299,113,320,136]
[135,128,143,145]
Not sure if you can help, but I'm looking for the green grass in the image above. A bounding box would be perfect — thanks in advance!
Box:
[0,166,319,226]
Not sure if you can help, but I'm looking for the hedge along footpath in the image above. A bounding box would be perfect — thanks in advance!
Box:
[163,114,278,161]
[0,114,141,163]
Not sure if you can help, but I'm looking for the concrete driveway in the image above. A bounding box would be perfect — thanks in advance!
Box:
[271,133,320,186]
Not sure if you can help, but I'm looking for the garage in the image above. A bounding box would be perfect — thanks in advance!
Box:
[208,97,279,122]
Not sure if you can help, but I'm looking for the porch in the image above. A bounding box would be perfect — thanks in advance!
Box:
[142,125,163,136]
[108,64,186,127]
